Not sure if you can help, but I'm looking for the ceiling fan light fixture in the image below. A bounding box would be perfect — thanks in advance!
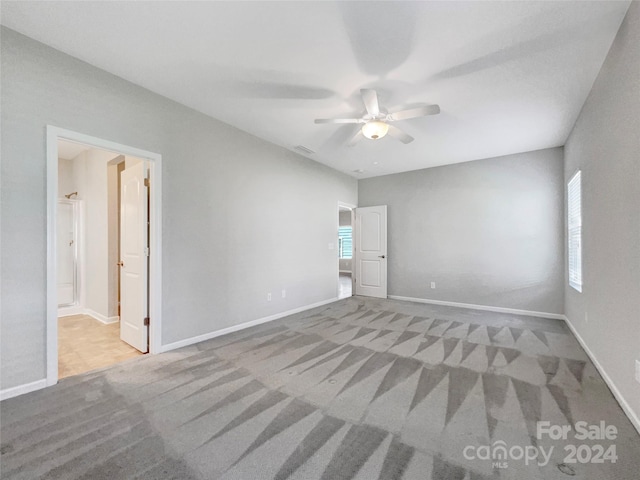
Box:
[361,120,388,140]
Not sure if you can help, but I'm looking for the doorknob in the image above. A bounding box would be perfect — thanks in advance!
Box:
[117,261,124,267]
[378,255,386,259]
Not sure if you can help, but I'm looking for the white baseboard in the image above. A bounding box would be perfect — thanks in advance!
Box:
[160,297,339,353]
[57,306,119,324]
[58,305,84,317]
[563,315,640,435]
[0,378,48,401]
[84,309,119,324]
[387,295,565,320]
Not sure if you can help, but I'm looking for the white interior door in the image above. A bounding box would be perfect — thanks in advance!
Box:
[355,205,387,298]
[119,162,148,352]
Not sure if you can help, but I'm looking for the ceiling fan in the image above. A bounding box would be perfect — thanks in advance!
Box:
[314,89,440,145]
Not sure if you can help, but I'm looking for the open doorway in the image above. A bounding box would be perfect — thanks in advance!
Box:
[47,127,163,385]
[56,140,148,378]
[338,204,354,299]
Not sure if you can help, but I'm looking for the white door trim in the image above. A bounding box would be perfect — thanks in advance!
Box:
[46,126,163,387]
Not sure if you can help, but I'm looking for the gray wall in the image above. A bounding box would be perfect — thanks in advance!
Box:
[564,2,640,424]
[359,148,565,314]
[0,28,357,390]
[339,210,352,226]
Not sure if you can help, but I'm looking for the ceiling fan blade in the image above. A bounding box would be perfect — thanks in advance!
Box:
[361,89,380,116]
[387,125,414,144]
[314,118,361,124]
[347,128,364,146]
[388,104,440,122]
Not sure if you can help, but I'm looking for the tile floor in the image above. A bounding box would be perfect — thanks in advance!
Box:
[58,314,144,378]
[338,272,352,298]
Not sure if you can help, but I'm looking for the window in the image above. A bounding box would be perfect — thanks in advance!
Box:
[568,171,582,292]
[338,226,352,259]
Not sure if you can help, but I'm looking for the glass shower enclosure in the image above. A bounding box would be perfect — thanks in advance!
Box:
[57,199,79,307]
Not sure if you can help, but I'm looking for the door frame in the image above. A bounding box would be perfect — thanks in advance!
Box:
[46,126,163,386]
[337,201,357,298]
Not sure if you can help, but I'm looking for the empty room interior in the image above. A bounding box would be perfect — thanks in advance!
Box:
[0,2,638,479]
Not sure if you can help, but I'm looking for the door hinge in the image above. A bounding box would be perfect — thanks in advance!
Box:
[145,246,150,256]
[144,317,150,326]
[144,178,150,188]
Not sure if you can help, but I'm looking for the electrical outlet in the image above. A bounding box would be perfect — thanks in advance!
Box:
[430,282,436,289]
[635,359,640,384]
[267,293,271,302]
[282,289,286,299]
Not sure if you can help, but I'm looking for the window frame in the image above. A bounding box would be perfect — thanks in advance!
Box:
[338,225,353,260]
[568,170,582,293]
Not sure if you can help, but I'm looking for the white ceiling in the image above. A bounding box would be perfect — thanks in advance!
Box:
[1,1,630,178]
[57,139,90,160]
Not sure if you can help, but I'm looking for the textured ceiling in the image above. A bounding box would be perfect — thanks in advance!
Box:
[1,1,630,178]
